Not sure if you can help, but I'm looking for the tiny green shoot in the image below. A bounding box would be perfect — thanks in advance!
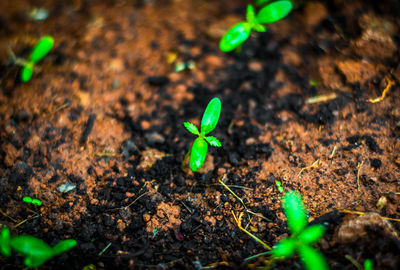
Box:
[0,227,76,268]
[14,36,54,82]
[275,180,284,193]
[219,1,293,52]
[271,191,329,270]
[23,196,42,206]
[182,97,222,172]
[364,259,374,270]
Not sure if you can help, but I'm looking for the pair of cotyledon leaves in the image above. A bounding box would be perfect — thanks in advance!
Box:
[272,191,329,270]
[20,35,54,82]
[219,0,293,52]
[0,227,76,268]
[184,97,221,172]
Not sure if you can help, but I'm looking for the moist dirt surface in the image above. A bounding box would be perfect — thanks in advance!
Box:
[1,0,400,269]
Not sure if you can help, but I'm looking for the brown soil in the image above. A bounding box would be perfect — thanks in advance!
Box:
[0,0,400,269]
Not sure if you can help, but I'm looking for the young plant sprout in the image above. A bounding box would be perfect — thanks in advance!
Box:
[275,180,284,193]
[23,196,42,206]
[182,97,222,172]
[219,1,293,52]
[10,36,54,82]
[271,191,329,270]
[0,227,76,268]
[364,259,373,270]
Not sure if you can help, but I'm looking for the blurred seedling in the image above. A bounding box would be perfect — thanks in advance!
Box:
[275,180,284,193]
[0,226,76,268]
[22,196,42,206]
[8,35,54,82]
[182,97,222,172]
[219,1,293,52]
[364,259,374,270]
[271,191,329,270]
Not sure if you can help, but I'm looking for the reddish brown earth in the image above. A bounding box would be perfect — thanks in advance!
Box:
[0,0,400,269]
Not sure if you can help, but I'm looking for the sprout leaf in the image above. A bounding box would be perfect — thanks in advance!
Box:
[201,97,221,135]
[253,24,267,32]
[21,64,34,82]
[0,227,11,257]
[189,137,208,172]
[256,0,293,24]
[297,225,325,245]
[52,239,77,256]
[245,5,256,24]
[282,191,307,235]
[184,122,199,135]
[271,238,296,259]
[219,22,252,52]
[29,36,54,63]
[297,244,330,270]
[205,136,221,147]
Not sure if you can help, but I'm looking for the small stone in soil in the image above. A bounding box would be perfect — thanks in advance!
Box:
[145,132,165,144]
[146,75,170,86]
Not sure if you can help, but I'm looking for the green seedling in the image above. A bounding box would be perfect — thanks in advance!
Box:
[182,97,222,172]
[271,191,329,270]
[364,259,373,270]
[23,196,42,206]
[10,36,54,82]
[219,1,293,52]
[275,180,284,193]
[0,227,76,268]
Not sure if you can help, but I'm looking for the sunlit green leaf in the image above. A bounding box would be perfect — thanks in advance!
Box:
[24,256,49,268]
[52,239,77,256]
[183,122,200,135]
[190,137,208,172]
[282,191,307,235]
[271,238,296,259]
[253,24,267,32]
[256,0,293,24]
[29,35,54,63]
[21,63,34,82]
[298,225,325,245]
[10,235,53,256]
[219,22,252,52]
[246,5,256,24]
[205,136,221,147]
[201,97,221,135]
[297,244,329,270]
[0,227,11,257]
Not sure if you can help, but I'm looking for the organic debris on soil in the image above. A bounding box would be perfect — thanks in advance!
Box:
[0,0,400,269]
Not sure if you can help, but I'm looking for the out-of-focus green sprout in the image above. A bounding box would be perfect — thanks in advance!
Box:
[22,196,42,206]
[21,35,54,82]
[219,1,293,52]
[0,227,76,268]
[271,191,329,270]
[364,259,374,270]
[182,97,222,172]
[9,36,54,82]
[275,180,284,193]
